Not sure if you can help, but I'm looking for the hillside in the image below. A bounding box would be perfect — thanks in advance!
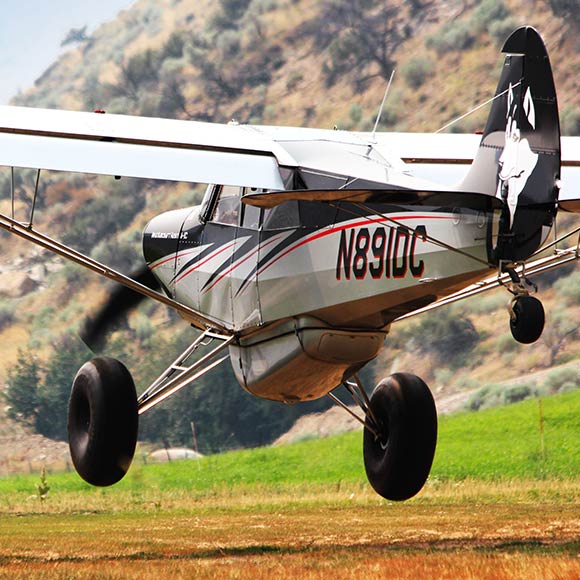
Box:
[0,0,579,461]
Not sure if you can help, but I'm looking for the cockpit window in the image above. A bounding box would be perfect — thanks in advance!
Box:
[212,185,242,225]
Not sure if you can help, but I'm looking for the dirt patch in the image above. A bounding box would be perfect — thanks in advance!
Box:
[0,410,69,477]
[273,405,363,445]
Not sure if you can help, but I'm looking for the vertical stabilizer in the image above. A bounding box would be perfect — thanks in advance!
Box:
[460,27,561,263]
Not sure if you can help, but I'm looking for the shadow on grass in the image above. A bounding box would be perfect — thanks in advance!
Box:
[1,538,579,565]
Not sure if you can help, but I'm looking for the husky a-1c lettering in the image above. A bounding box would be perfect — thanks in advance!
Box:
[336,224,427,281]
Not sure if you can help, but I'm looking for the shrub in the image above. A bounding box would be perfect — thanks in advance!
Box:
[553,271,580,305]
[349,103,364,126]
[471,0,509,33]
[495,332,520,353]
[543,367,580,394]
[503,383,535,405]
[401,56,434,89]
[105,96,134,115]
[466,383,500,411]
[157,79,188,118]
[160,32,186,61]
[60,263,90,288]
[216,29,242,59]
[0,301,15,330]
[286,71,303,92]
[413,308,480,364]
[211,0,252,30]
[247,0,278,13]
[62,177,146,254]
[532,261,575,287]
[488,17,520,47]
[130,314,155,343]
[434,368,453,389]
[560,105,580,136]
[119,50,160,100]
[557,382,578,394]
[91,237,141,273]
[467,291,505,314]
[466,381,540,411]
[160,57,187,82]
[426,21,475,55]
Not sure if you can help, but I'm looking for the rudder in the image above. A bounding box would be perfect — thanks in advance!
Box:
[460,26,561,263]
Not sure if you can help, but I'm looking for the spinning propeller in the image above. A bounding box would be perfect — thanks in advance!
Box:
[81,265,160,352]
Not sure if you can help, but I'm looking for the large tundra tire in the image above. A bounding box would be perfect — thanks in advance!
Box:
[68,357,138,486]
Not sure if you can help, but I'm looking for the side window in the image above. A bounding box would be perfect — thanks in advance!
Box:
[212,185,242,225]
[263,201,300,230]
[241,201,261,229]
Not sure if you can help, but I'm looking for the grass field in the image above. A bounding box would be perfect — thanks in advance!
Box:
[0,391,578,578]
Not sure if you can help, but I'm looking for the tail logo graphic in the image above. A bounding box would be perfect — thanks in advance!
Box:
[495,84,538,227]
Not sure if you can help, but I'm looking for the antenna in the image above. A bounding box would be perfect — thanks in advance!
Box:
[371,69,396,142]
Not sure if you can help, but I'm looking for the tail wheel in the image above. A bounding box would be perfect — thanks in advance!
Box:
[68,357,138,486]
[510,295,545,344]
[363,373,437,501]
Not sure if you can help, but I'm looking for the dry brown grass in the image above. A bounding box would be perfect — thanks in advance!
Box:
[0,481,578,579]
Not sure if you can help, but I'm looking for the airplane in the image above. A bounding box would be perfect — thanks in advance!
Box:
[0,26,579,501]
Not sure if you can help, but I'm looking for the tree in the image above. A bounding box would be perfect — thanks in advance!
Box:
[541,307,578,367]
[5,327,333,450]
[137,329,332,452]
[211,0,252,30]
[5,351,42,426]
[5,340,90,440]
[115,50,160,102]
[35,337,92,440]
[61,26,88,47]
[413,308,480,364]
[548,0,580,25]
[158,79,189,118]
[317,0,410,88]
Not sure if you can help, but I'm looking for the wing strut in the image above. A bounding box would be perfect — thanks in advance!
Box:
[0,211,231,334]
[395,238,580,322]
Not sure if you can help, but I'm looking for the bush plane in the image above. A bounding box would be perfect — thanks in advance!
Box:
[0,26,579,500]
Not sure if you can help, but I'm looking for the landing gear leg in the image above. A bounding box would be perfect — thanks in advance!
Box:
[502,264,545,344]
[329,372,437,501]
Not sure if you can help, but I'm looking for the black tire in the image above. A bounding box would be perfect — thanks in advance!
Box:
[68,357,138,486]
[363,373,437,501]
[510,295,545,344]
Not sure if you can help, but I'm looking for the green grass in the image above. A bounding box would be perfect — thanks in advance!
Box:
[0,390,578,500]
[432,390,580,480]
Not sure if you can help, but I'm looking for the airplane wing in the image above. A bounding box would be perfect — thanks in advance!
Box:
[0,106,578,334]
[0,105,291,190]
[0,106,438,194]
[1,106,577,208]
